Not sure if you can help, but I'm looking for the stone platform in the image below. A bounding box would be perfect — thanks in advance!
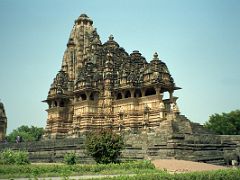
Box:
[1,131,240,165]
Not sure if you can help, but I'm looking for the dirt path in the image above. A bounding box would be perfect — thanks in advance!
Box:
[152,159,228,173]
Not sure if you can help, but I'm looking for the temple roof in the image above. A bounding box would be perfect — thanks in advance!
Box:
[48,70,69,96]
[103,35,120,48]
[47,13,180,100]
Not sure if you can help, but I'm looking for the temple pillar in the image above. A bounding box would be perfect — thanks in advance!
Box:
[57,100,60,107]
[130,89,134,98]
[86,92,91,100]
[121,91,124,99]
[51,101,54,108]
[159,101,165,119]
[141,89,145,97]
[48,102,52,109]
[169,91,173,102]
[155,87,161,96]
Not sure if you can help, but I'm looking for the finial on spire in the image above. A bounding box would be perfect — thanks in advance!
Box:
[109,34,114,41]
[153,52,159,60]
[151,52,160,62]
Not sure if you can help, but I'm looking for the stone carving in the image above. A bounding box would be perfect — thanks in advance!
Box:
[159,102,165,110]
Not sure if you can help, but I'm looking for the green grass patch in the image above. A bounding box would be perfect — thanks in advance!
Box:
[0,160,159,179]
[96,168,240,180]
[1,160,239,180]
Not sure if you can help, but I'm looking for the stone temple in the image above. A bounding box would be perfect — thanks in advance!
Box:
[2,14,239,165]
[0,100,7,141]
[43,14,205,139]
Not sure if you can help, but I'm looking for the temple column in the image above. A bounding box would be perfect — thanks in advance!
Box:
[86,92,91,100]
[51,101,54,108]
[130,89,134,98]
[48,102,52,109]
[159,101,165,120]
[141,88,145,97]
[155,87,161,97]
[57,100,60,107]
[121,91,124,99]
[169,91,173,103]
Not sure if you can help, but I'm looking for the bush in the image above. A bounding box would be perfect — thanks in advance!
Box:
[64,152,76,165]
[86,129,124,164]
[0,149,15,164]
[0,149,30,165]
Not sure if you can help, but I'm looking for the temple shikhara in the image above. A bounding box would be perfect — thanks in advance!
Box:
[43,14,202,139]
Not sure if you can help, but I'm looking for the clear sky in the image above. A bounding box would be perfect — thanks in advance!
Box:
[0,0,240,134]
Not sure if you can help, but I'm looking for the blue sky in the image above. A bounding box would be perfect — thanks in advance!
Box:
[0,0,240,134]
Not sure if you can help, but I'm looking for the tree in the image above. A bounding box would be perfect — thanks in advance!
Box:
[7,125,44,142]
[85,129,124,164]
[204,110,240,135]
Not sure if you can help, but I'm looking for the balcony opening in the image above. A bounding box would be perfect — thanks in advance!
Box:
[80,93,87,100]
[116,93,122,100]
[145,87,156,96]
[134,89,142,97]
[124,90,131,98]
[90,92,94,100]
[60,100,65,107]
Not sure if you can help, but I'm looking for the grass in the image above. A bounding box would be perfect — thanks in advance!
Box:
[1,160,240,180]
[0,160,161,179]
[94,168,240,180]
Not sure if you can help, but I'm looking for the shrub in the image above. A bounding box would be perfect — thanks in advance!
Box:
[86,129,124,164]
[0,149,30,165]
[14,150,30,165]
[64,152,76,165]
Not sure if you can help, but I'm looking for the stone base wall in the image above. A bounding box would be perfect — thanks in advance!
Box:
[122,132,240,165]
[0,138,94,164]
[1,131,240,165]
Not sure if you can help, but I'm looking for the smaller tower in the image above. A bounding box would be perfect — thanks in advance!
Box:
[43,70,72,138]
[0,100,7,141]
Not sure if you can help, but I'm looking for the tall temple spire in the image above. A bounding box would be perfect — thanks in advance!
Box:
[44,13,181,139]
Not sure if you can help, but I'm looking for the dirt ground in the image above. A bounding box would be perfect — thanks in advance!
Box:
[152,159,228,173]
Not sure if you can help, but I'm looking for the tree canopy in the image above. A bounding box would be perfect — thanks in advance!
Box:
[204,110,240,135]
[7,125,44,142]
